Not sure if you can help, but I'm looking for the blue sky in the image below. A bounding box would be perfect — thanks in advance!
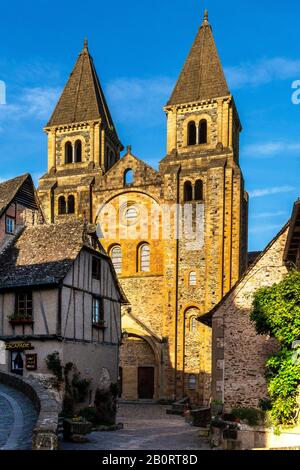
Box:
[0,0,299,251]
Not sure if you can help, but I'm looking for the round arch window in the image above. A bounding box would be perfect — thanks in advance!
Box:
[121,203,140,226]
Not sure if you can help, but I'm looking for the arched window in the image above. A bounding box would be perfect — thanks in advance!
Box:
[68,195,75,214]
[125,205,138,224]
[139,243,150,272]
[124,169,134,186]
[195,180,204,201]
[199,119,208,144]
[58,196,66,215]
[184,181,193,202]
[65,142,73,164]
[189,271,197,286]
[110,245,122,274]
[188,374,197,390]
[74,140,82,163]
[188,121,197,146]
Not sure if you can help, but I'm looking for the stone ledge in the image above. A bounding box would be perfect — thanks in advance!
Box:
[0,371,61,450]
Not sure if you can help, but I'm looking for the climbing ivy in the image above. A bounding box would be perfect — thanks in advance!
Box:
[250,271,300,426]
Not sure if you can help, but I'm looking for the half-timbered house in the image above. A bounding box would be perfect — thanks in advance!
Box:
[0,219,126,398]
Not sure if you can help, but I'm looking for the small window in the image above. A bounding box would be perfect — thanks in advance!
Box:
[65,141,73,164]
[190,317,197,333]
[139,243,150,272]
[184,181,193,202]
[74,140,82,163]
[110,245,122,274]
[199,120,208,144]
[189,271,197,286]
[188,374,197,390]
[124,169,134,186]
[6,216,15,234]
[195,180,203,201]
[188,121,197,146]
[67,195,75,214]
[92,257,100,280]
[16,291,33,318]
[58,196,66,215]
[125,206,138,224]
[92,297,103,324]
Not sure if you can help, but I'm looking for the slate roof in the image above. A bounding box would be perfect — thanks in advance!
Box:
[47,41,122,146]
[284,199,300,266]
[0,174,30,217]
[0,221,88,289]
[198,222,290,327]
[0,220,128,302]
[167,11,230,106]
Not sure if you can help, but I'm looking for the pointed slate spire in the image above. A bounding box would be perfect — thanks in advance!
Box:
[167,10,230,105]
[47,40,118,139]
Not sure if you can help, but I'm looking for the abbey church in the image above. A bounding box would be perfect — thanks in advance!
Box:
[38,11,248,405]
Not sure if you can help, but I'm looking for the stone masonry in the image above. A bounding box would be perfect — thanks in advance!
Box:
[38,12,248,404]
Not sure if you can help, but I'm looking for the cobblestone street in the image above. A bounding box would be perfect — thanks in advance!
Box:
[0,383,38,450]
[61,404,210,451]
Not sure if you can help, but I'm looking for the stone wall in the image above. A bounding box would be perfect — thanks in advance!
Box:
[0,370,60,450]
[211,226,289,411]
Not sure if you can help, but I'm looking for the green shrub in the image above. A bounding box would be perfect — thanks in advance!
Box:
[45,352,63,381]
[78,407,99,424]
[72,373,91,403]
[251,271,300,426]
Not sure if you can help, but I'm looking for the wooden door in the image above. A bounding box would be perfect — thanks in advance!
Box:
[138,367,154,399]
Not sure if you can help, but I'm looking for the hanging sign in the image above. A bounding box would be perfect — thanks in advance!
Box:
[25,354,37,371]
[5,342,34,351]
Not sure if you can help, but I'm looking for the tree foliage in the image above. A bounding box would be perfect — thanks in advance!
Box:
[250,271,300,426]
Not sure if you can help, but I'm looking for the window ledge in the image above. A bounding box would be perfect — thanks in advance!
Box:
[9,318,34,326]
[92,322,107,330]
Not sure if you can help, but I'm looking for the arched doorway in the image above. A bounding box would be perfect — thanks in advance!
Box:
[119,334,157,400]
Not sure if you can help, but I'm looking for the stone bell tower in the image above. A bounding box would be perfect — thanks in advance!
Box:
[159,10,248,402]
[38,40,123,223]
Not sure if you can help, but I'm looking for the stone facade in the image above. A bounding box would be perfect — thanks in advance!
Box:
[38,13,248,404]
[207,226,290,411]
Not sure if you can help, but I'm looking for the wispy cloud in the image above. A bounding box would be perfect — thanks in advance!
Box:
[105,77,174,126]
[0,86,60,123]
[251,211,288,219]
[249,186,296,198]
[243,142,300,158]
[225,57,300,89]
[249,223,283,235]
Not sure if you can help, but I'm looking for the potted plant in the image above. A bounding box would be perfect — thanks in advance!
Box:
[211,400,224,417]
[63,416,92,443]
